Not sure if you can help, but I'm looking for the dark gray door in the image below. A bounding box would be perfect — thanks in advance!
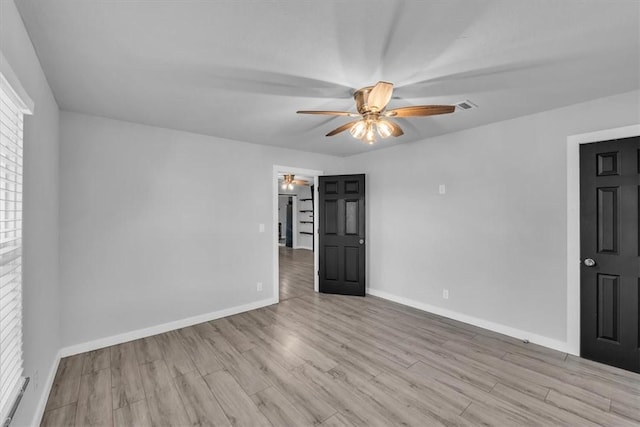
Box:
[318,174,365,296]
[580,136,639,373]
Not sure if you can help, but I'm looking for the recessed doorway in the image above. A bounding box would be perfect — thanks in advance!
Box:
[273,165,322,302]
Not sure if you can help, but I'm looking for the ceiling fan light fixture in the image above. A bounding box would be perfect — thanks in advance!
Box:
[282,174,296,190]
[297,81,455,145]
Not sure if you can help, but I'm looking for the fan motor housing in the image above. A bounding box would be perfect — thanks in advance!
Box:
[353,86,375,114]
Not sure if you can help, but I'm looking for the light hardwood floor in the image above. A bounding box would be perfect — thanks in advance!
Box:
[279,247,314,301]
[41,248,640,426]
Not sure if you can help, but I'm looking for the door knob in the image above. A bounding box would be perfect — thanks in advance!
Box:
[359,239,365,244]
[583,258,596,267]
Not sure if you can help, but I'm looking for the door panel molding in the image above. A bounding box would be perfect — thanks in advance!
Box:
[596,152,619,176]
[596,273,620,342]
[596,187,619,254]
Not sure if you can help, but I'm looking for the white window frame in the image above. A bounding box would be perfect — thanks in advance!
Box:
[0,52,33,426]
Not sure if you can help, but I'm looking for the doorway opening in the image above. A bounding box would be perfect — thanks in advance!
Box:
[273,165,322,302]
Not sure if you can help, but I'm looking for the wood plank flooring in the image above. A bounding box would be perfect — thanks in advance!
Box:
[41,248,640,426]
[279,247,314,301]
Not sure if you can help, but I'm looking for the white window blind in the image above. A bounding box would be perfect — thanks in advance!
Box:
[0,72,27,425]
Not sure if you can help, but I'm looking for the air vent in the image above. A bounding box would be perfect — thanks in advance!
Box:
[455,100,478,111]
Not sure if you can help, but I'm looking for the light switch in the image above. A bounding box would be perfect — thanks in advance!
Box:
[439,184,446,195]
[259,223,265,232]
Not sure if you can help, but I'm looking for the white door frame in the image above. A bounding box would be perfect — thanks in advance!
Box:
[566,124,640,356]
[273,165,323,302]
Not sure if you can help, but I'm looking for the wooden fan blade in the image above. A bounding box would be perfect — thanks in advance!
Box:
[326,120,360,137]
[367,81,394,111]
[292,179,309,185]
[384,105,455,117]
[297,110,358,117]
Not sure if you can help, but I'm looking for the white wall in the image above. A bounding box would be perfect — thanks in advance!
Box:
[0,1,61,424]
[59,112,341,348]
[341,90,640,349]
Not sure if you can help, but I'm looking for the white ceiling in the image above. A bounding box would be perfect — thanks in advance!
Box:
[16,0,640,157]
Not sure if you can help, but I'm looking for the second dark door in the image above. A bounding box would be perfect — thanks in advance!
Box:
[580,136,639,373]
[318,174,365,296]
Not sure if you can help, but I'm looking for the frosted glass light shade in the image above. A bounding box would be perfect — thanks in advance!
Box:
[376,119,393,138]
[364,122,376,144]
[350,120,367,139]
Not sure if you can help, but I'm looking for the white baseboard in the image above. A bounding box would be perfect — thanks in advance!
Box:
[32,350,62,426]
[367,289,573,354]
[59,297,278,357]
[294,246,313,251]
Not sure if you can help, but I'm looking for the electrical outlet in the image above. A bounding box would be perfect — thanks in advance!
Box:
[257,282,263,292]
[442,289,449,299]
[258,223,265,233]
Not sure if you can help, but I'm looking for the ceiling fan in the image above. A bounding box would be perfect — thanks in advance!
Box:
[280,174,308,190]
[297,81,455,145]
